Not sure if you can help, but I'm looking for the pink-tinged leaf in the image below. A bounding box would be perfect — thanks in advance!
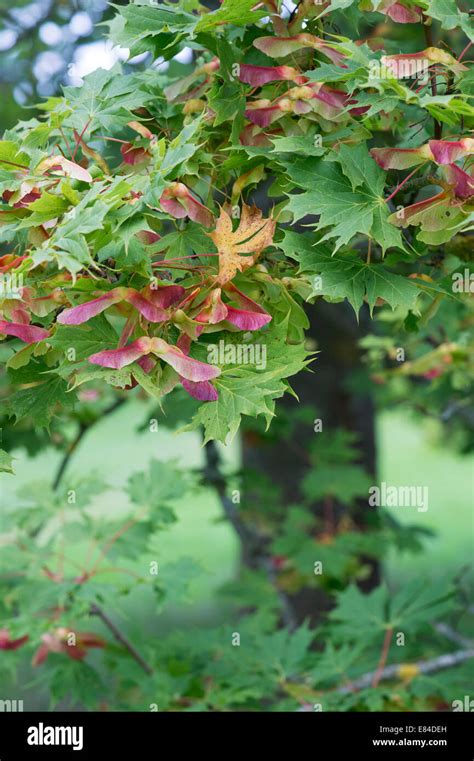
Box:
[89,337,153,369]
[195,288,229,324]
[145,284,186,308]
[380,1,422,23]
[253,34,346,66]
[238,64,307,86]
[57,291,122,325]
[239,125,275,146]
[160,183,214,227]
[0,321,49,343]
[428,138,474,165]
[182,378,218,401]
[245,100,284,128]
[153,339,221,382]
[127,120,154,139]
[0,629,29,651]
[36,155,92,182]
[370,145,433,170]
[443,164,474,199]
[126,290,168,322]
[225,306,272,330]
[136,230,161,245]
[120,143,150,165]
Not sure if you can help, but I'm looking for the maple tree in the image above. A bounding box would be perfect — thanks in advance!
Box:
[0,0,472,713]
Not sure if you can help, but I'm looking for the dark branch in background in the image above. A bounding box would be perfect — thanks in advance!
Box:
[52,396,153,676]
[53,398,125,491]
[203,439,297,631]
[90,603,153,676]
[435,621,474,649]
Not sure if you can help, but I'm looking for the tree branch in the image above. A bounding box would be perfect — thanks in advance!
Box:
[203,439,298,631]
[90,603,153,675]
[338,648,474,693]
[53,398,125,491]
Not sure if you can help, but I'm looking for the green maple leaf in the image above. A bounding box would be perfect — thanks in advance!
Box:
[280,231,419,316]
[284,146,404,254]
[184,318,313,443]
[329,581,455,639]
[6,376,75,429]
[195,0,267,31]
[425,0,474,40]
[49,315,119,362]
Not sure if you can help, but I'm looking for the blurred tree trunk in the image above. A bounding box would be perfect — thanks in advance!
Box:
[241,299,379,625]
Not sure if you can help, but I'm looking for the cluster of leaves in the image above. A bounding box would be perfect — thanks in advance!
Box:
[0,0,472,447]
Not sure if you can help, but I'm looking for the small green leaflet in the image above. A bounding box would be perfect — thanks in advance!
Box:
[280,231,419,316]
[283,146,404,254]
[0,449,14,474]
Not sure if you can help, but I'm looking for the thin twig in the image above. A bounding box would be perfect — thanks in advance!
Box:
[53,398,125,491]
[90,603,153,675]
[372,627,393,688]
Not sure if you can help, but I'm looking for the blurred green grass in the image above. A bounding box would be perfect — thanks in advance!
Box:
[4,404,473,609]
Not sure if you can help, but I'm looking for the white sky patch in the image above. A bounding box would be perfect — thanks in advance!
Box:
[69,11,94,37]
[33,50,65,83]
[281,1,297,18]
[68,40,129,84]
[0,29,17,52]
[173,46,193,64]
[39,21,63,46]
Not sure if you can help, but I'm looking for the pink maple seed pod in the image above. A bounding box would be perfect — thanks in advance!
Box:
[58,288,168,325]
[195,288,229,325]
[145,284,186,309]
[89,337,154,369]
[151,338,221,382]
[57,290,124,325]
[388,191,451,227]
[238,64,307,87]
[0,321,50,343]
[224,306,272,331]
[182,378,219,401]
[428,138,474,165]
[370,145,433,170]
[253,34,346,67]
[125,290,168,322]
[244,100,286,128]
